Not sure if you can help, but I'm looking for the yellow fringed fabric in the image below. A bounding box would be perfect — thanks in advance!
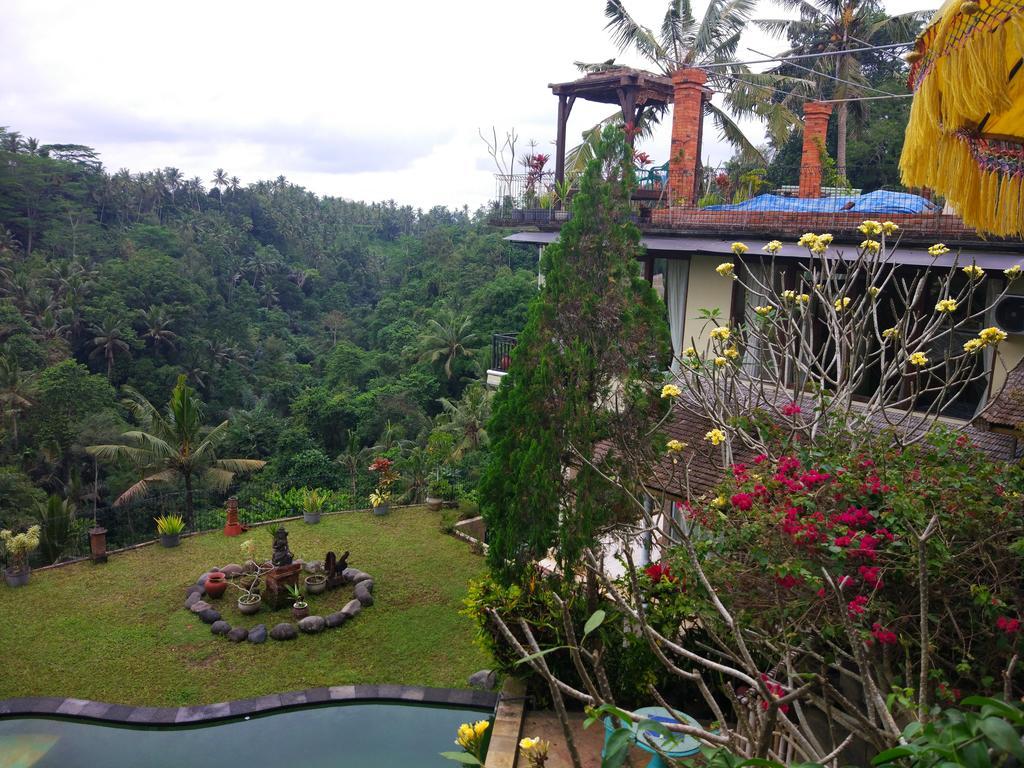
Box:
[900,0,1024,237]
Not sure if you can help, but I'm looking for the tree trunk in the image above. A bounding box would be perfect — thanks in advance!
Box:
[836,101,848,182]
[184,472,194,529]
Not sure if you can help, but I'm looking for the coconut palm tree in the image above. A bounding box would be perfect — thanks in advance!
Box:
[138,305,177,353]
[0,355,32,447]
[335,430,372,499]
[569,0,802,171]
[418,310,480,380]
[88,321,131,379]
[86,375,265,525]
[757,0,925,177]
[437,383,492,460]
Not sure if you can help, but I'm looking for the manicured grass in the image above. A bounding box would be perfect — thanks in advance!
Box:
[0,506,491,706]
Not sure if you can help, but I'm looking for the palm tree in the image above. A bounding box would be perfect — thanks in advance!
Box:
[437,383,492,460]
[86,375,265,525]
[88,321,130,379]
[335,430,372,498]
[570,0,800,170]
[0,355,32,447]
[418,310,480,380]
[138,306,177,352]
[211,168,228,192]
[758,0,925,176]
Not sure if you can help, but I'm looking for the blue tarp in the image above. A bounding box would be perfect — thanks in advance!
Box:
[703,190,938,215]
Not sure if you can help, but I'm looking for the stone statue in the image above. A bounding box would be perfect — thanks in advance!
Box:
[271,526,293,567]
[324,550,350,590]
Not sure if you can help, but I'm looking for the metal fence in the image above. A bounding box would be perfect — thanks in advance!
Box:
[490,333,519,372]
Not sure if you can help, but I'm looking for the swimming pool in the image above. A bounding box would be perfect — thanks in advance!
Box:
[0,702,492,768]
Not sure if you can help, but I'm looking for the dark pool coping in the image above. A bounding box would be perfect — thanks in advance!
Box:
[0,686,498,725]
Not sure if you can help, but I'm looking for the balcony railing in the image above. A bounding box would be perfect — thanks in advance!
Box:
[491,333,518,372]
[487,163,1015,245]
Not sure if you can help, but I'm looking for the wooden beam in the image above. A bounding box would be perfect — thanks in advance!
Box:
[554,95,575,205]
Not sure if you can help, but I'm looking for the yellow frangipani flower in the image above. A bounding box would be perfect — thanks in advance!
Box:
[860,239,881,254]
[666,439,687,452]
[797,293,810,304]
[908,351,929,367]
[935,298,958,313]
[781,289,797,302]
[716,262,736,278]
[882,327,900,340]
[660,383,682,399]
[962,264,984,280]
[881,221,900,235]
[1004,264,1022,280]
[705,428,727,445]
[724,346,739,359]
[818,233,834,245]
[683,346,697,357]
[979,326,1008,344]
[928,243,951,257]
[520,737,539,750]
[754,305,774,316]
[474,721,490,737]
[711,494,727,508]
[709,327,731,341]
[714,356,728,367]
[797,232,818,247]
[731,242,749,255]
[763,240,783,254]
[963,338,985,353]
[834,297,852,311]
[868,286,881,298]
[858,220,883,235]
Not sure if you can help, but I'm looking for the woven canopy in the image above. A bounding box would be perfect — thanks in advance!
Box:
[900,0,1024,237]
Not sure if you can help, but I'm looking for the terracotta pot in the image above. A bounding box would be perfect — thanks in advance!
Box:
[204,571,228,599]
[88,526,108,564]
[292,603,310,620]
[238,594,262,615]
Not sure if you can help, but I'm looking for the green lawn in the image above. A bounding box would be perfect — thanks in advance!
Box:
[0,506,491,706]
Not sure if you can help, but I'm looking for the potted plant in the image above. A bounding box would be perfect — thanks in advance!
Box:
[155,513,185,547]
[1,526,40,588]
[301,488,327,525]
[305,573,327,594]
[369,489,391,516]
[286,584,309,620]
[425,479,448,512]
[231,539,270,614]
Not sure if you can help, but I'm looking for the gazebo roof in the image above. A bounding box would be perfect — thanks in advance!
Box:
[549,67,673,107]
[978,358,1024,431]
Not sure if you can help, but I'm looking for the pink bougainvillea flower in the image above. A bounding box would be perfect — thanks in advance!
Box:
[781,402,802,416]
[730,493,754,511]
[753,453,768,464]
[847,595,869,616]
[870,623,898,645]
[859,565,883,589]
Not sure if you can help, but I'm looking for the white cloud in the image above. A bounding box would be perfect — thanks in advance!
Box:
[0,0,936,209]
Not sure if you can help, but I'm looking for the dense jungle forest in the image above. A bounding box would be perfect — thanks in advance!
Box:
[0,126,537,550]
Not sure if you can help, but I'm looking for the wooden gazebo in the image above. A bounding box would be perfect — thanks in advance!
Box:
[549,67,674,188]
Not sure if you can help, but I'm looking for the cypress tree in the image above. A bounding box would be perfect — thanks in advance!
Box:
[480,126,670,585]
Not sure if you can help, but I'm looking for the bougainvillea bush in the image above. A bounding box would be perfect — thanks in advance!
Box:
[654,425,1022,733]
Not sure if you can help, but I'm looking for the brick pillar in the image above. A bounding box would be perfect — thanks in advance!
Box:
[668,68,708,208]
[798,102,833,198]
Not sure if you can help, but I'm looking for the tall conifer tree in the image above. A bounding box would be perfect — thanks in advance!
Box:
[480,126,670,585]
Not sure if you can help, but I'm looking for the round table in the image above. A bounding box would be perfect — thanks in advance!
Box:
[602,706,702,768]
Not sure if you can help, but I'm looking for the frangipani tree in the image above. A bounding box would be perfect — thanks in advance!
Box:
[87,375,265,525]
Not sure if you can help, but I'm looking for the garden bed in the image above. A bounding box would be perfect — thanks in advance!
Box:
[0,506,491,706]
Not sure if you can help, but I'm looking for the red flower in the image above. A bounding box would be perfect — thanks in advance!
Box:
[858,565,883,589]
[753,453,768,464]
[645,562,677,585]
[870,623,898,645]
[731,493,754,510]
[996,616,1021,635]
[775,574,801,589]
[847,595,869,616]
[781,403,802,416]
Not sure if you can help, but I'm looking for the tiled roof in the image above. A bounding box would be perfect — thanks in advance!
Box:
[977,358,1024,430]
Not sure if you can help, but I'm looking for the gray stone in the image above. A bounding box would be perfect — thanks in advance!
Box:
[220,563,244,578]
[342,568,371,584]
[211,620,231,635]
[184,585,204,599]
[303,559,323,574]
[468,669,497,691]
[189,600,211,614]
[199,608,221,624]
[325,611,348,628]
[184,592,202,609]
[227,627,249,643]
[340,599,362,618]
[298,615,326,634]
[270,623,297,641]
[354,583,374,606]
[197,571,216,587]
[360,579,374,593]
[247,624,267,644]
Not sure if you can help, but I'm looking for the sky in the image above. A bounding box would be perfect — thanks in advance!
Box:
[0,0,936,210]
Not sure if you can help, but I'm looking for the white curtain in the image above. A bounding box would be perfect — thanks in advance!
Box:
[665,259,689,373]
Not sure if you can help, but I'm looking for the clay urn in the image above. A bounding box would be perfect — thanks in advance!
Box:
[204,571,228,599]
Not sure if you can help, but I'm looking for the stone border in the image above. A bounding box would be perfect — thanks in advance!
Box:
[0,686,498,725]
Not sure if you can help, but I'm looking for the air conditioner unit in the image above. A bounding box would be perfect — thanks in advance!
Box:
[994,294,1024,334]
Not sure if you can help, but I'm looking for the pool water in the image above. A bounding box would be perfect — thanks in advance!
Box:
[0,703,491,768]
